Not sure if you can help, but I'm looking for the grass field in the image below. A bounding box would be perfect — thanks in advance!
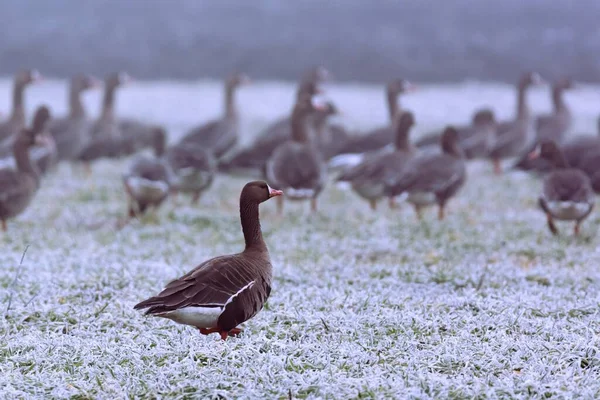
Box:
[1,79,600,398]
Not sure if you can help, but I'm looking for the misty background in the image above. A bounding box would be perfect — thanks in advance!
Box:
[1,0,599,83]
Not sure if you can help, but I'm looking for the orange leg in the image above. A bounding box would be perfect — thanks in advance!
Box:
[199,327,242,341]
[191,191,201,205]
[1,220,6,232]
[438,204,445,220]
[388,197,397,210]
[414,204,423,220]
[277,196,284,215]
[369,199,377,211]
[310,198,318,213]
[493,159,502,175]
[546,213,558,235]
[574,221,581,236]
[84,163,92,177]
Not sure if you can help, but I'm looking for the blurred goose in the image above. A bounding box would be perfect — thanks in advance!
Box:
[265,94,326,213]
[123,127,169,217]
[416,109,496,159]
[134,181,282,340]
[385,127,466,220]
[0,70,42,143]
[178,73,250,159]
[329,79,416,169]
[165,142,217,204]
[558,116,600,170]
[0,105,55,175]
[488,72,543,174]
[532,141,594,236]
[313,101,350,161]
[49,74,101,161]
[0,106,50,231]
[218,67,327,176]
[76,72,132,166]
[337,112,416,210]
[513,78,576,172]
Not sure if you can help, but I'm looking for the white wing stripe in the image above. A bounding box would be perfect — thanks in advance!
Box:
[224,280,255,307]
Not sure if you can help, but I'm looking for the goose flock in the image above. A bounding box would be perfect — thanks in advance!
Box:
[1,67,598,340]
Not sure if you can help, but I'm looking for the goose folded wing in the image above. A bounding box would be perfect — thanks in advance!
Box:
[0,170,27,202]
[392,155,463,194]
[135,256,256,314]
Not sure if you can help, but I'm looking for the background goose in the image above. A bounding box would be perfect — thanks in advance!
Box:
[178,73,250,160]
[265,94,326,213]
[512,78,576,172]
[0,106,50,231]
[76,72,132,166]
[0,69,42,143]
[331,79,416,165]
[134,181,282,340]
[337,111,416,210]
[416,109,496,159]
[313,101,349,161]
[165,142,217,204]
[123,127,169,217]
[49,74,101,161]
[533,141,594,236]
[556,115,600,170]
[488,72,543,174]
[218,68,327,176]
[385,127,466,220]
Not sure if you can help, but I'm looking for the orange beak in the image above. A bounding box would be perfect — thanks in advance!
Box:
[528,149,540,160]
[268,186,283,197]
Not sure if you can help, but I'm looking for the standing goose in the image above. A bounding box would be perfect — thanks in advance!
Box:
[0,106,50,231]
[415,109,496,159]
[558,116,600,170]
[265,95,326,213]
[332,79,416,159]
[513,78,576,172]
[384,127,466,220]
[532,141,594,236]
[313,101,350,161]
[134,181,282,340]
[165,143,217,204]
[178,73,250,159]
[123,127,169,217]
[49,74,102,161]
[488,72,543,174]
[0,70,43,143]
[217,68,326,176]
[337,112,416,210]
[76,72,131,165]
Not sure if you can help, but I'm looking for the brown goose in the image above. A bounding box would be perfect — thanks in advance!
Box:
[134,180,282,340]
[557,116,600,170]
[178,73,250,159]
[123,127,169,217]
[0,106,50,231]
[313,101,350,161]
[488,72,543,174]
[217,67,328,175]
[333,79,416,158]
[49,74,101,161]
[384,127,466,220]
[265,95,326,213]
[416,109,496,160]
[165,142,217,204]
[513,78,575,172]
[77,72,131,165]
[337,112,416,210]
[0,70,43,143]
[532,141,594,236]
